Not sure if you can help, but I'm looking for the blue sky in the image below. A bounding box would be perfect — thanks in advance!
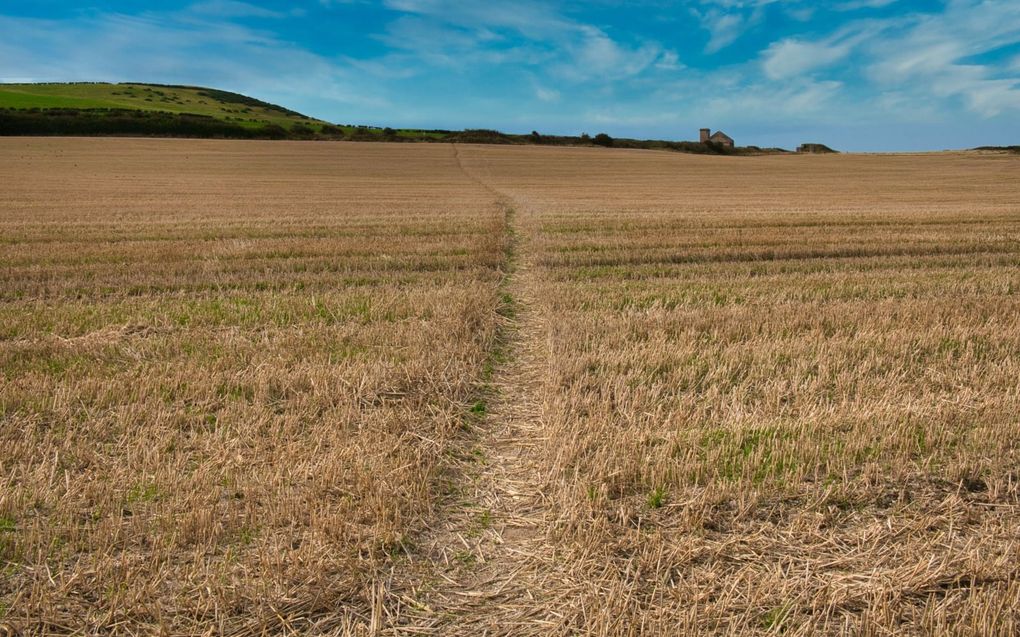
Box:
[2,0,1019,151]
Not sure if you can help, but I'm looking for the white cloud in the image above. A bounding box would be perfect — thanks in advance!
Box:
[958,78,1020,116]
[692,0,793,54]
[751,0,1020,118]
[868,41,963,80]
[705,78,846,120]
[836,0,898,10]
[340,53,420,80]
[188,1,297,19]
[787,7,815,21]
[568,26,664,79]
[380,0,573,40]
[376,15,498,62]
[535,86,561,102]
[864,0,1020,117]
[762,39,851,79]
[761,28,870,79]
[701,11,748,53]
[655,50,684,71]
[363,0,681,84]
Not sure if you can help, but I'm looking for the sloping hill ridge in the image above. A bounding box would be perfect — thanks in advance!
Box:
[0,83,316,123]
[0,82,335,139]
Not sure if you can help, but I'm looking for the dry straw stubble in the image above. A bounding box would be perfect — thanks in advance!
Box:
[1,139,1019,635]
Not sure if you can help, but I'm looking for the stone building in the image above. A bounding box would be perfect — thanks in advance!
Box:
[700,128,734,148]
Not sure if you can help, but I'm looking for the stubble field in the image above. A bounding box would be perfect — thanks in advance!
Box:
[1,139,1018,635]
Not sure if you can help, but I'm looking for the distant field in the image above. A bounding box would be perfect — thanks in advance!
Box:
[1,139,1017,634]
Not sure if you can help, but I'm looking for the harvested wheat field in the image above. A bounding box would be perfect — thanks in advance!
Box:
[1,138,1019,635]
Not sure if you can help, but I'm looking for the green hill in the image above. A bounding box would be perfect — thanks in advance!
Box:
[0,82,323,128]
[0,82,449,141]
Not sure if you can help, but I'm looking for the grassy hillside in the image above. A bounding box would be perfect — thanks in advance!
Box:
[0,83,460,141]
[0,82,785,152]
[0,82,323,130]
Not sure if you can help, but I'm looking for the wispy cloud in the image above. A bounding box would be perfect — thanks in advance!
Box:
[702,11,748,53]
[534,85,561,102]
[755,0,1020,118]
[835,0,899,10]
[380,0,573,39]
[761,27,873,79]
[866,0,1020,117]
[188,1,300,19]
[556,26,671,80]
[357,0,681,84]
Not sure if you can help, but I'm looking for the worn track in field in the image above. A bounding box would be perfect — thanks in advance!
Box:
[383,145,571,635]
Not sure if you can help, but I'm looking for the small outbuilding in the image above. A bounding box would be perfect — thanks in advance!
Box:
[700,128,734,148]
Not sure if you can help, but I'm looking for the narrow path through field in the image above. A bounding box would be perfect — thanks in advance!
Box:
[385,146,567,635]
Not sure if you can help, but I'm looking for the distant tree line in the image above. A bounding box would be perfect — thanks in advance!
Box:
[519,131,775,154]
[0,108,301,139]
[974,145,1020,154]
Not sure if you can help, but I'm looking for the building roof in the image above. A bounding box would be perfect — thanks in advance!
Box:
[709,131,733,143]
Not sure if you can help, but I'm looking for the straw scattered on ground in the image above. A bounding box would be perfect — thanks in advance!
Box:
[2,139,1018,635]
